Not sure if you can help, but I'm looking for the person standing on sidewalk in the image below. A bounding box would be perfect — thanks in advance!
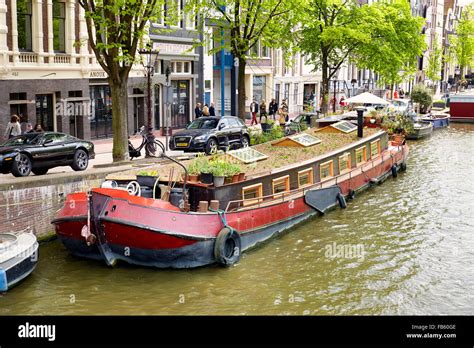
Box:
[209,103,216,116]
[202,104,210,116]
[4,115,21,139]
[269,98,278,120]
[259,100,268,123]
[195,103,203,119]
[250,99,259,125]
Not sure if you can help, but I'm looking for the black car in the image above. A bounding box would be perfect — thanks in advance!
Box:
[169,116,250,154]
[0,132,95,177]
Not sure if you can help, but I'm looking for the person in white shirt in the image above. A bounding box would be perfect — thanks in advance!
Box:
[4,115,22,139]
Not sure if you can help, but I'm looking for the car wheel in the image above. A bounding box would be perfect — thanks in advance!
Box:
[32,168,49,176]
[11,153,32,177]
[71,149,89,171]
[241,135,250,148]
[205,138,218,155]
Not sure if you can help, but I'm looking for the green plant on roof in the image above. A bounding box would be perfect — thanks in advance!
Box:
[137,170,158,176]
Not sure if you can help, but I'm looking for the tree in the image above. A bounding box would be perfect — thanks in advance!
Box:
[187,0,301,120]
[78,0,161,161]
[426,35,443,87]
[298,0,424,112]
[353,0,425,98]
[449,4,474,77]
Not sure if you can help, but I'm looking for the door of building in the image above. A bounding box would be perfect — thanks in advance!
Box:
[90,85,113,139]
[35,94,54,131]
[170,80,189,128]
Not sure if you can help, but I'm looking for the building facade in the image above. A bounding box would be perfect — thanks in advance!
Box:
[0,0,203,142]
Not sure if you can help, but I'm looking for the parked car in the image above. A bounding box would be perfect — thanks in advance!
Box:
[0,132,95,177]
[169,116,250,155]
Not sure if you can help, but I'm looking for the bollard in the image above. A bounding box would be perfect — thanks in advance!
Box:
[209,200,220,211]
[198,201,209,213]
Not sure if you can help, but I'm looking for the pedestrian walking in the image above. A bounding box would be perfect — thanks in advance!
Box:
[393,89,399,99]
[269,98,278,120]
[195,103,203,118]
[209,103,216,116]
[23,123,33,134]
[250,99,259,126]
[259,100,267,123]
[4,115,21,139]
[202,104,210,116]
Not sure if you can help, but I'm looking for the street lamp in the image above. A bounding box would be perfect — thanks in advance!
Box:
[164,65,171,152]
[139,45,160,156]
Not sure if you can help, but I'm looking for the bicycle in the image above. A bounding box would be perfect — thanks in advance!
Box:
[128,126,163,160]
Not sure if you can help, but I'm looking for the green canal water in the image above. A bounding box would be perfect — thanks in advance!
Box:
[1,124,473,315]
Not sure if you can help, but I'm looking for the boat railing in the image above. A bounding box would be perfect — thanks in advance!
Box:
[225,147,401,212]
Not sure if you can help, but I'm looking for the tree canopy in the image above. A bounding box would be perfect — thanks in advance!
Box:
[449,4,474,76]
[298,0,425,112]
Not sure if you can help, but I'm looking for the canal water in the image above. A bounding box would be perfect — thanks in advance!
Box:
[1,124,473,315]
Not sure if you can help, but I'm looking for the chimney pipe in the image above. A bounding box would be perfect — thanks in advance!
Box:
[356,107,364,138]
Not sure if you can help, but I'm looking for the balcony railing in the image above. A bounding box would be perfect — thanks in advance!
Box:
[54,54,71,64]
[19,52,38,63]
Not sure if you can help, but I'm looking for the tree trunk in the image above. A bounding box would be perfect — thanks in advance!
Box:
[237,57,246,120]
[109,80,130,162]
[321,59,329,115]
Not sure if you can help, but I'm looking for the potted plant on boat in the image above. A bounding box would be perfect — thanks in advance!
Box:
[222,162,241,183]
[136,170,159,187]
[187,158,202,183]
[210,160,226,187]
[196,155,213,184]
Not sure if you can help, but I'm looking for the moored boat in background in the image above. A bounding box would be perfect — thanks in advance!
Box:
[421,114,450,129]
[449,93,474,123]
[0,230,38,292]
[406,121,433,140]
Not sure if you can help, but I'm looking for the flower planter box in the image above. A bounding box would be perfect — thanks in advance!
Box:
[136,175,159,187]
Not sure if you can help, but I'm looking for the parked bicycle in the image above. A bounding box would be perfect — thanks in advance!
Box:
[128,126,163,160]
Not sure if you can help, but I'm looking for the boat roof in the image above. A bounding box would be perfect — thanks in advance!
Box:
[112,128,383,182]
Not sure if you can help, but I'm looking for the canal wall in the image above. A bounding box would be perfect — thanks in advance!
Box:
[1,172,114,240]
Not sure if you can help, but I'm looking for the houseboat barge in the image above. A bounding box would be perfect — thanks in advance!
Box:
[53,122,408,268]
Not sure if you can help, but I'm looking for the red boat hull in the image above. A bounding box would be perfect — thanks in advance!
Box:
[53,144,408,268]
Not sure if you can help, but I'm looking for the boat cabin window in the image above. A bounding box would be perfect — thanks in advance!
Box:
[298,168,313,188]
[339,153,351,174]
[370,139,381,158]
[272,175,290,196]
[242,183,263,206]
[355,146,367,165]
[320,160,334,180]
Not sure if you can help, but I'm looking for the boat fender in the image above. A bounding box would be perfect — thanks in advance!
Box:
[337,192,347,209]
[214,228,241,266]
[391,165,398,178]
[400,162,407,171]
[0,269,7,292]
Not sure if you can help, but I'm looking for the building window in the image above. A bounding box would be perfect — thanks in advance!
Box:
[355,146,367,165]
[275,84,280,103]
[166,0,181,27]
[293,83,298,105]
[261,45,269,58]
[185,6,195,29]
[320,160,334,180]
[272,175,290,196]
[298,168,313,188]
[370,139,381,158]
[53,0,66,53]
[284,83,290,101]
[170,61,190,74]
[339,153,351,174]
[250,42,259,56]
[242,183,263,206]
[253,76,266,103]
[17,0,33,51]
